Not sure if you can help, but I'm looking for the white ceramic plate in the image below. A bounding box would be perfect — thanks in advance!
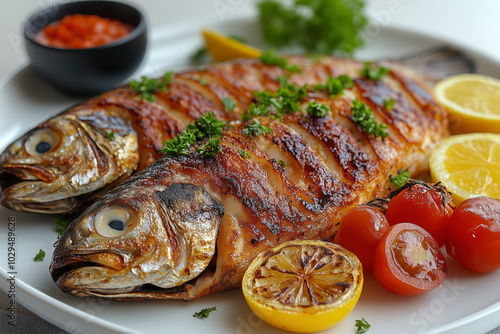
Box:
[1,14,500,334]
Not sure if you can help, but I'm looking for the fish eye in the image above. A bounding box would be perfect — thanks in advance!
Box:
[94,207,133,238]
[25,128,61,156]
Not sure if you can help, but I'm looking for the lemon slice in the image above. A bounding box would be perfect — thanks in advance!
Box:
[201,30,262,62]
[434,74,500,134]
[242,240,363,333]
[430,133,500,204]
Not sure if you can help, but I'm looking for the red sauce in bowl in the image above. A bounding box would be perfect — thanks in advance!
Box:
[35,14,134,49]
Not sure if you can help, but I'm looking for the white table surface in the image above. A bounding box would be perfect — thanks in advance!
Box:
[1,0,500,333]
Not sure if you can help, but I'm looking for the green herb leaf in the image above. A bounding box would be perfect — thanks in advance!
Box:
[278,160,287,167]
[314,75,353,96]
[161,112,226,158]
[193,306,217,319]
[259,50,301,73]
[355,317,371,334]
[360,62,389,81]
[254,79,307,118]
[238,148,251,159]
[130,71,173,102]
[53,235,62,247]
[190,46,208,63]
[54,218,70,236]
[306,102,330,118]
[351,99,388,139]
[34,249,45,262]
[383,98,395,110]
[196,137,222,158]
[222,97,237,112]
[243,118,272,138]
[258,0,368,56]
[106,131,115,141]
[199,78,208,86]
[242,103,271,123]
[389,169,410,188]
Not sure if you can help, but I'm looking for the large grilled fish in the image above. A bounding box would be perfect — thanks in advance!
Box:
[0,48,468,214]
[49,54,450,300]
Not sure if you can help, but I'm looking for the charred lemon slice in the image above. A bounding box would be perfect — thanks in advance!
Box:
[202,30,262,62]
[434,74,500,134]
[242,240,363,333]
[430,133,500,205]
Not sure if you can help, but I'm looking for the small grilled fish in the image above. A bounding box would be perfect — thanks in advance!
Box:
[50,54,450,299]
[0,47,471,214]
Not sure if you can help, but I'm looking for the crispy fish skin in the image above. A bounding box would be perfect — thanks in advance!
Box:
[0,56,445,214]
[50,56,448,300]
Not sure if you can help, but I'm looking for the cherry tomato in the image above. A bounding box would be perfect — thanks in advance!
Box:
[385,182,453,246]
[446,196,500,273]
[374,223,447,295]
[334,205,390,272]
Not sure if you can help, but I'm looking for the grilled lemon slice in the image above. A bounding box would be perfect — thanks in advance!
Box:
[242,240,363,333]
[434,74,500,134]
[430,133,500,204]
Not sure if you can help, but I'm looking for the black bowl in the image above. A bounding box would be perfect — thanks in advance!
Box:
[24,0,147,96]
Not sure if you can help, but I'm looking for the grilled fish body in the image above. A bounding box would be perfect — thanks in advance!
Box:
[1,55,445,214]
[50,56,448,300]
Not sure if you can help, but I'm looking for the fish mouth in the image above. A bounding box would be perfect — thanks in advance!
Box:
[50,254,103,284]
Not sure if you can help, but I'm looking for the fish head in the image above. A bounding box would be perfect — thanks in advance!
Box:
[50,181,224,297]
[0,110,139,213]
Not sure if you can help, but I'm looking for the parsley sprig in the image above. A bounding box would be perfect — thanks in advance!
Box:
[238,148,251,159]
[222,97,237,112]
[360,62,389,81]
[254,79,307,118]
[160,112,226,158]
[351,99,388,139]
[130,71,173,102]
[259,50,301,73]
[389,169,410,188]
[306,101,330,118]
[193,306,217,319]
[34,249,45,262]
[313,74,353,96]
[355,317,371,333]
[383,98,395,110]
[243,118,272,138]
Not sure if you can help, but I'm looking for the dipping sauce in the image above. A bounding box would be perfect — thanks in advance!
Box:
[35,14,134,49]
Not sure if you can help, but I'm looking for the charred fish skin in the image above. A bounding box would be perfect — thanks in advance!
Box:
[0,54,447,214]
[50,56,448,300]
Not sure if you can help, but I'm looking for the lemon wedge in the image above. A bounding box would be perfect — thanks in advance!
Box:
[434,74,500,134]
[242,240,363,333]
[430,133,500,204]
[201,30,262,62]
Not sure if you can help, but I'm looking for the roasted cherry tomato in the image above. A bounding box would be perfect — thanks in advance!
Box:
[334,205,390,272]
[385,181,453,246]
[446,196,500,273]
[374,223,447,295]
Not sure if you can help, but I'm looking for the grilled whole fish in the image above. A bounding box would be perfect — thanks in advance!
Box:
[50,56,449,299]
[0,50,459,214]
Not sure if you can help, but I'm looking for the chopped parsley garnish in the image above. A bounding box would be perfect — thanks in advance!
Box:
[161,112,226,158]
[190,46,208,63]
[383,98,395,110]
[221,97,237,112]
[106,131,115,141]
[243,118,272,138]
[389,169,410,188]
[199,78,208,86]
[242,103,271,123]
[278,160,287,167]
[54,218,70,236]
[314,75,353,96]
[351,99,388,139]
[238,148,251,159]
[34,249,45,262]
[306,102,330,118]
[254,80,307,118]
[53,235,62,247]
[259,50,301,73]
[193,306,217,319]
[130,71,173,102]
[355,317,371,333]
[196,137,222,158]
[360,62,389,81]
[258,0,368,55]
